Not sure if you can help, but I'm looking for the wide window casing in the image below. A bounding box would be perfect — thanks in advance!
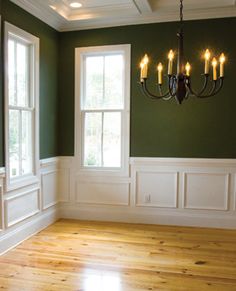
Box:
[75,45,130,176]
[5,22,39,190]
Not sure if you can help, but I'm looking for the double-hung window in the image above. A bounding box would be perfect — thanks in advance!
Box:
[5,22,39,189]
[75,45,130,175]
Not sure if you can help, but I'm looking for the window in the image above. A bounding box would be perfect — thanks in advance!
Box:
[5,22,39,189]
[75,45,130,174]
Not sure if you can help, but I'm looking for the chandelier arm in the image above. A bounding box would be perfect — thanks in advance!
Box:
[197,74,210,96]
[162,95,175,101]
[140,80,166,100]
[187,76,218,98]
[158,85,171,98]
[186,75,210,97]
[196,78,224,98]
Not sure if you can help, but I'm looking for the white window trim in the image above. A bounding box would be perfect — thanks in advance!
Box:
[4,22,40,191]
[75,44,131,177]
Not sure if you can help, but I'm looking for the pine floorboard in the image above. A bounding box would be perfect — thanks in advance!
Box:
[0,219,236,290]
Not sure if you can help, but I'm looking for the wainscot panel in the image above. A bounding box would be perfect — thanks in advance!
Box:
[135,171,178,208]
[76,180,130,206]
[183,172,229,210]
[4,188,40,228]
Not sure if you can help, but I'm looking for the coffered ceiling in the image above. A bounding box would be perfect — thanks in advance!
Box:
[10,0,236,31]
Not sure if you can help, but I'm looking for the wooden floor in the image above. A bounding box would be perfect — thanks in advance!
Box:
[0,220,236,290]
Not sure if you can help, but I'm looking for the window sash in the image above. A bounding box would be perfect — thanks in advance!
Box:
[8,36,32,108]
[82,109,123,168]
[9,108,34,179]
[82,53,125,111]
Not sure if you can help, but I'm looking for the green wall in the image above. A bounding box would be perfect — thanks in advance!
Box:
[0,0,59,165]
[1,1,236,160]
[58,17,236,158]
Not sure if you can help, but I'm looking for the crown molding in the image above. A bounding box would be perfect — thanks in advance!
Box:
[10,0,66,31]
[10,0,236,32]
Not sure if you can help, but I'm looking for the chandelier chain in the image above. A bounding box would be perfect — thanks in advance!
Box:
[180,0,183,24]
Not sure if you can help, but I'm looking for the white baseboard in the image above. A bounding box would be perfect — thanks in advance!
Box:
[0,207,58,255]
[59,203,236,229]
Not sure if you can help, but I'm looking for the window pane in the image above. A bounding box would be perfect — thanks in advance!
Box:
[22,111,33,175]
[104,55,123,109]
[8,40,16,106]
[84,56,103,109]
[17,42,29,107]
[84,112,102,167]
[103,112,121,167]
[9,110,20,178]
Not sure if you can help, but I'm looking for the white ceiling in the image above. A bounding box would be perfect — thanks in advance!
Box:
[10,0,236,31]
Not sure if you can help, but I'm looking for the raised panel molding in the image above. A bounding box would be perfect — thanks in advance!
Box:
[135,171,178,208]
[41,171,58,210]
[58,168,70,202]
[76,181,130,206]
[5,188,40,228]
[183,172,230,211]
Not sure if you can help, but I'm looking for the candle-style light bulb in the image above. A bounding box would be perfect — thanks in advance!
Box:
[204,49,211,75]
[143,54,149,65]
[185,62,191,76]
[168,49,174,75]
[140,62,145,82]
[140,54,149,81]
[212,57,218,81]
[219,53,225,77]
[157,62,163,85]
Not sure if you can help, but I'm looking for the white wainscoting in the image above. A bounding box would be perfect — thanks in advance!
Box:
[1,156,236,255]
[59,157,236,229]
[0,158,59,255]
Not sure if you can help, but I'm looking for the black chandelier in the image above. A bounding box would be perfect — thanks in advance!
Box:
[139,0,225,104]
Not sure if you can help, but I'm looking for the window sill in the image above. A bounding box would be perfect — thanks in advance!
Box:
[76,166,129,178]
